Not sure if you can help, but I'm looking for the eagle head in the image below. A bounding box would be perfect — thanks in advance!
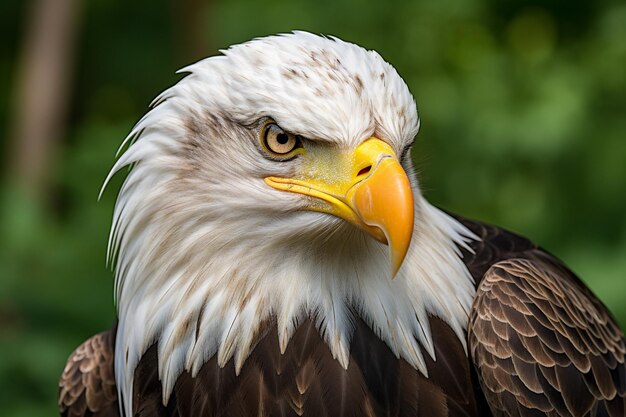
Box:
[105,32,475,411]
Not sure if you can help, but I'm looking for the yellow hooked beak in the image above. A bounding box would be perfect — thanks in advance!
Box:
[264,137,414,277]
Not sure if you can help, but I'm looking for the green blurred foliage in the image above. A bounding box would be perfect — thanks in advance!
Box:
[1,0,625,415]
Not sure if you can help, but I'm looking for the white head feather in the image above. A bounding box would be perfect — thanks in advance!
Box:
[104,32,477,416]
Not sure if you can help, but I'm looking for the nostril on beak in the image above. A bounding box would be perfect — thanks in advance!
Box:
[357,165,372,178]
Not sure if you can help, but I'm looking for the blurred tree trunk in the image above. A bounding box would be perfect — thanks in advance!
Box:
[7,0,81,200]
[172,0,213,65]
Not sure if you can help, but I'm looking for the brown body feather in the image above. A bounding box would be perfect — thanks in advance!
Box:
[463,220,626,417]
[59,330,119,417]
[59,216,626,416]
[131,316,481,417]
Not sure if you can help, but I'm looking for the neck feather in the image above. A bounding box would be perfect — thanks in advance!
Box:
[112,192,477,415]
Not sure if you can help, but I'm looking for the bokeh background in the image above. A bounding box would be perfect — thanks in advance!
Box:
[1,0,625,415]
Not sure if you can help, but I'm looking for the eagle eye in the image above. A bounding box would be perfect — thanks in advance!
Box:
[260,122,302,160]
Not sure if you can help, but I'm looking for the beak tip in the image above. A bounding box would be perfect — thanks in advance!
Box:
[390,251,406,280]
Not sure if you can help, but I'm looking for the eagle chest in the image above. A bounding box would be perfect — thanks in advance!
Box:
[132,318,484,417]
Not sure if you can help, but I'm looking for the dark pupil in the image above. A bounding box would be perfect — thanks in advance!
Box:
[276,133,289,145]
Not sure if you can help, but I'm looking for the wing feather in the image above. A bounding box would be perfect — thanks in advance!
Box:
[469,257,626,417]
[59,330,119,417]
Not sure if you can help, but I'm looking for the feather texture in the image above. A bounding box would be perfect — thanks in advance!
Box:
[465,220,626,417]
[59,330,119,417]
[131,317,479,417]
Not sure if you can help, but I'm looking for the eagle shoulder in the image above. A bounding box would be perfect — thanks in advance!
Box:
[59,330,119,417]
[468,253,626,416]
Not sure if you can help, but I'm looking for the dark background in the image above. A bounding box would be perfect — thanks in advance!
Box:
[1,0,625,415]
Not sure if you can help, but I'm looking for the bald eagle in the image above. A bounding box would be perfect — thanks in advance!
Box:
[59,32,625,417]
